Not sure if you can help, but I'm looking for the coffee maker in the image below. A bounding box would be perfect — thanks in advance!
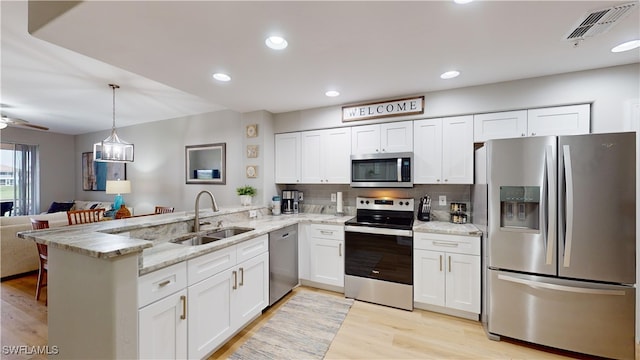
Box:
[281,190,300,214]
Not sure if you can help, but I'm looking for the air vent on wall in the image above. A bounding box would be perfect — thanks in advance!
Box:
[565,2,637,40]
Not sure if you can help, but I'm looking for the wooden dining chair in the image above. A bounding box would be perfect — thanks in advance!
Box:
[154,206,175,214]
[66,208,106,225]
[30,219,49,304]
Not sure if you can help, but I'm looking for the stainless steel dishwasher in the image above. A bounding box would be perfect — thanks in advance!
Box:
[269,224,299,305]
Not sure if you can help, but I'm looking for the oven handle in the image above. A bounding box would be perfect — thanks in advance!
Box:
[345,225,413,237]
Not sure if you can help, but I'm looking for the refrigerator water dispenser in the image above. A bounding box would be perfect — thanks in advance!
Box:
[499,186,540,230]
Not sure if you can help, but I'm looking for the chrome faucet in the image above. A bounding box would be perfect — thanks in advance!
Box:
[194,190,219,233]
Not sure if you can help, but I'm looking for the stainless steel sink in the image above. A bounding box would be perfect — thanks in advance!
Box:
[170,227,254,246]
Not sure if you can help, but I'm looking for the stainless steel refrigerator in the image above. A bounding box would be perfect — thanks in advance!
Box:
[485,132,636,359]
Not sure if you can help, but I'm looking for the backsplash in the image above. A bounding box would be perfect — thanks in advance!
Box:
[276,184,471,221]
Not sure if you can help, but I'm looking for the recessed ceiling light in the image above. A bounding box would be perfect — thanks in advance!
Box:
[440,70,460,79]
[265,36,288,50]
[611,39,640,53]
[212,73,231,82]
[325,90,340,97]
[454,0,473,4]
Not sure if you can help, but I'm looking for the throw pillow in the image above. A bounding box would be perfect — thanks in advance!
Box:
[47,201,75,213]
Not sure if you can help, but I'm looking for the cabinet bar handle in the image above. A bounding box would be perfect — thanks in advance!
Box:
[232,270,238,290]
[239,267,244,286]
[158,280,171,287]
[439,255,442,272]
[320,230,333,235]
[180,295,186,320]
[432,241,459,247]
[339,243,342,257]
[448,256,452,272]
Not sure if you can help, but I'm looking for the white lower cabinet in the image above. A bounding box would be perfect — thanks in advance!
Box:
[139,235,269,360]
[187,235,269,359]
[139,289,188,359]
[299,223,344,290]
[414,233,480,319]
[187,250,269,359]
[138,262,188,359]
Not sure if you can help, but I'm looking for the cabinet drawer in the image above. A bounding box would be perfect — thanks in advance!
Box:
[414,233,480,256]
[188,245,237,286]
[236,235,269,264]
[138,262,187,308]
[309,224,343,240]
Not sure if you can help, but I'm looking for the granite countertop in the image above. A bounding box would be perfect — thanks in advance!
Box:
[139,212,352,275]
[413,220,483,237]
[18,206,482,276]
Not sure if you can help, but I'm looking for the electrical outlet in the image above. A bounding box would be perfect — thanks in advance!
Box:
[249,210,257,218]
[331,193,337,202]
[439,195,447,206]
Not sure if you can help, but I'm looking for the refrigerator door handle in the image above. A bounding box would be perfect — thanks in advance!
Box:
[497,274,626,296]
[562,145,574,268]
[544,145,556,265]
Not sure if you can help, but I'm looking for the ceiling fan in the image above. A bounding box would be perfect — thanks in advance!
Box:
[0,115,49,131]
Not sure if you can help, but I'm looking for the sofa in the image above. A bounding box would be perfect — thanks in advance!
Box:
[0,200,114,279]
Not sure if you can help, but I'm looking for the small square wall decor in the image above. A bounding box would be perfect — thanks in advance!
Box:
[246,145,258,158]
[246,124,258,138]
[246,165,258,178]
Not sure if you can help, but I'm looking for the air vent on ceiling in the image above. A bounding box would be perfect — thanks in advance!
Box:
[565,2,637,40]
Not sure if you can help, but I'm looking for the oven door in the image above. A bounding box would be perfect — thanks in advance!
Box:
[344,225,413,285]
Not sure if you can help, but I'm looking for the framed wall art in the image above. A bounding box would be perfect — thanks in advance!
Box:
[82,152,126,191]
[246,124,258,138]
[246,145,258,158]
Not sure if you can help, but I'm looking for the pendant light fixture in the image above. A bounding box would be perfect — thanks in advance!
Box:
[93,84,134,162]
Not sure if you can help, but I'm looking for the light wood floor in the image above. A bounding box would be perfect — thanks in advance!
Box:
[2,273,637,359]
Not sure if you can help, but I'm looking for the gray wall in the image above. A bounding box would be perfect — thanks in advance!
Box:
[0,126,76,213]
[274,63,639,134]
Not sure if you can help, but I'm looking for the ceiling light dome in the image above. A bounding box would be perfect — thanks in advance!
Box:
[265,36,288,50]
[325,90,340,97]
[440,70,460,79]
[611,39,640,53]
[212,73,231,82]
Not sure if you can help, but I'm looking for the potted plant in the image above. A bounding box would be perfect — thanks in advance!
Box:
[236,185,256,206]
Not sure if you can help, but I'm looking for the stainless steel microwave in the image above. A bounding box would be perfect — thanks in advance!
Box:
[350,152,413,188]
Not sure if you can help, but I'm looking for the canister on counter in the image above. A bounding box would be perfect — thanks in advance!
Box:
[272,196,281,215]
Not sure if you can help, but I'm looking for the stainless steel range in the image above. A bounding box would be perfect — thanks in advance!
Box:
[344,196,414,310]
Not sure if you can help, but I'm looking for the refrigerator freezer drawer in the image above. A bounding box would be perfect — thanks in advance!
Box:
[488,270,635,360]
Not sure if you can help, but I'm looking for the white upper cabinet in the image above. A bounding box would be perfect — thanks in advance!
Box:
[301,128,351,184]
[474,104,590,142]
[351,121,413,154]
[526,104,590,137]
[473,110,527,142]
[275,133,301,184]
[414,116,473,184]
[441,116,474,184]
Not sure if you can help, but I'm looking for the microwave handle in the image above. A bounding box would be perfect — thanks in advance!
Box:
[397,158,402,182]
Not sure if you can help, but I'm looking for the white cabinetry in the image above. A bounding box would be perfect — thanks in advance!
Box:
[299,223,344,291]
[474,104,590,142]
[414,233,480,320]
[187,235,269,359]
[414,116,473,184]
[351,121,413,154]
[526,104,590,137]
[275,133,301,183]
[140,236,268,360]
[138,262,188,359]
[301,128,351,183]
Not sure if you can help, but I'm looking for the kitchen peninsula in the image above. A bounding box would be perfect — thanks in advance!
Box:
[17,206,353,359]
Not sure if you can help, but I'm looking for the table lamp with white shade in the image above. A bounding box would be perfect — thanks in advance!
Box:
[106,179,131,218]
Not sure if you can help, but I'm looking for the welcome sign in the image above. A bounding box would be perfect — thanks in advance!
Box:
[342,96,425,122]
